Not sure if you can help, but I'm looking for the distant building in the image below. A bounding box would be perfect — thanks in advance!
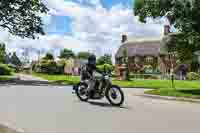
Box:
[64,58,87,75]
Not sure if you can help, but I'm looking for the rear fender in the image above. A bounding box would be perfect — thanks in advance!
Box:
[73,81,87,91]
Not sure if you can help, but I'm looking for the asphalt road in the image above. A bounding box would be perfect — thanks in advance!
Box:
[0,85,200,133]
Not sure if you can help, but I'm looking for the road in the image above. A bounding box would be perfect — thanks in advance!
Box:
[0,85,200,133]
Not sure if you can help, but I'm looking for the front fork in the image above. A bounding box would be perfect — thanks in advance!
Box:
[100,80,112,96]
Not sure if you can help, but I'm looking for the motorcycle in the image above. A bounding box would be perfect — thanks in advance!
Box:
[73,71,124,106]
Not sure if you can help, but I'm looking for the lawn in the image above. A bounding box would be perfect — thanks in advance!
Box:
[0,75,15,81]
[145,88,200,99]
[32,72,80,85]
[33,73,200,99]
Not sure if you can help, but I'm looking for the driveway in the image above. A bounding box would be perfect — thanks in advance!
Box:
[15,74,48,81]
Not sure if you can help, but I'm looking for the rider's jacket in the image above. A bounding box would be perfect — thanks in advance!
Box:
[81,63,102,80]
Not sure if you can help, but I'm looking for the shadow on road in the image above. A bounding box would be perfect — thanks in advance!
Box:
[88,101,130,109]
[0,80,70,86]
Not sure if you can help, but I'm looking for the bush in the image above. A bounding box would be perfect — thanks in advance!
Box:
[187,72,200,80]
[57,63,65,74]
[0,64,13,75]
[97,64,114,73]
[144,65,153,74]
[39,60,58,74]
[7,64,18,72]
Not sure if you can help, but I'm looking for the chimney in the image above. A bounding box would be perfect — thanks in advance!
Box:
[121,34,127,43]
[164,25,170,35]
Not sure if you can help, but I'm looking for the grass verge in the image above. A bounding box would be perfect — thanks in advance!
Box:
[145,88,200,99]
[0,75,15,81]
[33,73,200,99]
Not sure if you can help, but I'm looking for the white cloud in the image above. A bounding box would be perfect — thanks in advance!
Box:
[0,0,165,62]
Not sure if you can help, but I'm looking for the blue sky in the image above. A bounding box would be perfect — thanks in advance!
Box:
[0,0,164,61]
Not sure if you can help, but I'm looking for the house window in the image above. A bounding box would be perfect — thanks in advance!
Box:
[145,56,153,63]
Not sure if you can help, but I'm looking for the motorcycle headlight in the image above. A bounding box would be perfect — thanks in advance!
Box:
[105,75,110,80]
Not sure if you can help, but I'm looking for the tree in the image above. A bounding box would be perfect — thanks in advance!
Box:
[97,54,112,65]
[0,43,6,63]
[77,52,91,59]
[43,52,54,60]
[59,48,75,59]
[10,52,22,66]
[134,0,197,32]
[0,0,48,39]
[134,0,200,62]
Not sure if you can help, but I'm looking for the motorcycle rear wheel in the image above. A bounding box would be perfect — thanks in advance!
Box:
[75,82,89,102]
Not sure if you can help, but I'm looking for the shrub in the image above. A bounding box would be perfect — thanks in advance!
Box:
[7,64,18,72]
[144,65,153,74]
[187,72,200,80]
[57,63,65,74]
[97,64,114,73]
[0,64,13,75]
[40,60,58,74]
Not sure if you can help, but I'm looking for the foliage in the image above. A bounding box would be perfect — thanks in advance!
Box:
[122,48,128,64]
[7,64,17,72]
[39,59,57,74]
[143,65,153,74]
[77,52,91,59]
[134,0,199,33]
[187,72,200,80]
[10,52,22,66]
[43,52,54,60]
[163,33,200,63]
[0,43,6,63]
[97,64,114,73]
[59,48,75,59]
[134,0,200,62]
[97,54,112,65]
[0,64,13,75]
[56,59,66,74]
[0,0,48,39]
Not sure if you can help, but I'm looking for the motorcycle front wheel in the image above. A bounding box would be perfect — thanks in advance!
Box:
[106,85,124,106]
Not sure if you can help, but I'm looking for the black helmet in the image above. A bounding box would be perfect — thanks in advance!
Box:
[88,54,96,65]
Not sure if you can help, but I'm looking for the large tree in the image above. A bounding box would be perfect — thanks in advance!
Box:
[97,54,112,65]
[134,0,200,33]
[134,0,200,62]
[0,43,6,63]
[59,48,75,59]
[0,0,48,39]
[43,52,54,60]
[10,52,22,66]
[77,52,91,59]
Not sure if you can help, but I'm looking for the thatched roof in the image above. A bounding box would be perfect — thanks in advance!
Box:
[115,38,162,58]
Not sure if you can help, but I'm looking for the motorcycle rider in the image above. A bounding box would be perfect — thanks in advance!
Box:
[81,54,102,97]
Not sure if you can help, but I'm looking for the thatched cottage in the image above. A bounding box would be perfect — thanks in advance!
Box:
[115,25,175,75]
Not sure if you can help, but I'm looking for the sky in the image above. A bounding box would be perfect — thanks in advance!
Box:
[0,0,166,62]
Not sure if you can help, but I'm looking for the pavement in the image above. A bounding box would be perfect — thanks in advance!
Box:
[0,82,200,133]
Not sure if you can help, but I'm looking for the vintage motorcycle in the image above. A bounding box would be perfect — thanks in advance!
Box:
[73,72,124,106]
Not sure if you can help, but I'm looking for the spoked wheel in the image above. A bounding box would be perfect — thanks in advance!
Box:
[75,83,89,102]
[106,85,124,106]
